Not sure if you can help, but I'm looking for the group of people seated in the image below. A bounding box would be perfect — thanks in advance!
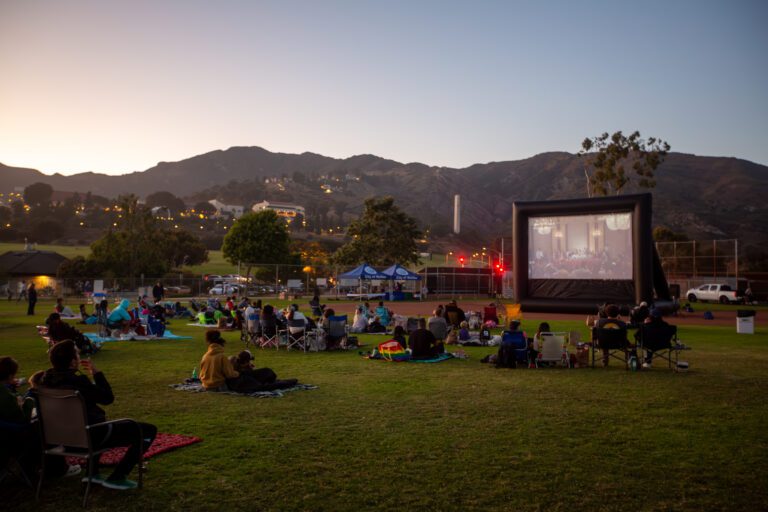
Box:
[1,343,156,491]
[587,302,676,368]
[350,301,394,333]
[197,330,297,392]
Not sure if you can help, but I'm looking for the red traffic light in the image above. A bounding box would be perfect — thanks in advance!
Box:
[459,256,465,265]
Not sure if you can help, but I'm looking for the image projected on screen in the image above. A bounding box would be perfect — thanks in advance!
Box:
[528,213,633,280]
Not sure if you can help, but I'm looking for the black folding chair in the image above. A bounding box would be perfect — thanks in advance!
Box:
[31,388,145,507]
[637,323,681,370]
[592,327,633,368]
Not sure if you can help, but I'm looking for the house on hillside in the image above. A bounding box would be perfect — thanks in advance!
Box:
[208,199,244,219]
[252,201,305,218]
[0,247,68,294]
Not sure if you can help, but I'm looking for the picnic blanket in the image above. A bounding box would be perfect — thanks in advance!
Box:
[170,381,318,398]
[84,330,192,343]
[67,432,202,466]
[409,353,455,363]
[364,352,456,363]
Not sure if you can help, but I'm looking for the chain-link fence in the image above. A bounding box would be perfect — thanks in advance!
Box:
[656,239,741,290]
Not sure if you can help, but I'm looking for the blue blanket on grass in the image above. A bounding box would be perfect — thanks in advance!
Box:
[84,330,192,343]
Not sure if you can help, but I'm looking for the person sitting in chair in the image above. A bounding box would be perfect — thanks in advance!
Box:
[594,304,628,367]
[634,308,672,369]
[40,341,157,490]
[374,301,392,327]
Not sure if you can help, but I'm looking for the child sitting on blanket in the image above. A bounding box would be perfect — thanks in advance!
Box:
[458,321,471,342]
[392,325,407,349]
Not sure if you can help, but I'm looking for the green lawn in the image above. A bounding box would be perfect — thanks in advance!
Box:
[2,300,767,511]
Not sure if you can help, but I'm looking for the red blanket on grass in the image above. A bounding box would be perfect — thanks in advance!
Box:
[67,432,202,466]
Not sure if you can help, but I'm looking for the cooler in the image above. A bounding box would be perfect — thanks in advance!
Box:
[737,310,756,334]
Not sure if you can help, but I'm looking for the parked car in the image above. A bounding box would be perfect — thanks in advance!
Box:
[165,285,192,295]
[209,283,241,295]
[685,283,741,304]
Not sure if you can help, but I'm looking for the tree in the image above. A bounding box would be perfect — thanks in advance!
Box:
[145,191,187,215]
[222,210,296,278]
[89,195,169,277]
[164,229,208,268]
[87,194,209,276]
[332,196,421,266]
[24,182,53,208]
[578,131,670,197]
[31,219,64,243]
[57,255,103,278]
[653,226,689,242]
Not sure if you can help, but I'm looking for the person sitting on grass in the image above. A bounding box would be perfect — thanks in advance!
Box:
[392,325,407,349]
[201,331,296,392]
[46,312,97,354]
[409,318,442,359]
[54,297,75,317]
[458,321,471,343]
[228,350,278,385]
[41,340,157,490]
[351,305,368,333]
[374,301,392,327]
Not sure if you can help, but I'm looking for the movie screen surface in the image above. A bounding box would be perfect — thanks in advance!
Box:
[528,213,633,280]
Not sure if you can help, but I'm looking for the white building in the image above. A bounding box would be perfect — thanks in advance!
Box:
[208,199,245,219]
[251,201,305,219]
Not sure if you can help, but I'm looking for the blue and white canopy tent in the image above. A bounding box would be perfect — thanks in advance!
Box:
[381,264,422,299]
[337,263,388,298]
[381,264,422,281]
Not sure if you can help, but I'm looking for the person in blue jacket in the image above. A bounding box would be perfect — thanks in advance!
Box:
[107,299,132,333]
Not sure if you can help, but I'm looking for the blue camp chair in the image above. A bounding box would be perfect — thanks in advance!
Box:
[499,330,529,367]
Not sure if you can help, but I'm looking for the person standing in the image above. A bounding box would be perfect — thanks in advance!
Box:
[27,282,37,316]
[152,281,164,303]
[17,280,27,302]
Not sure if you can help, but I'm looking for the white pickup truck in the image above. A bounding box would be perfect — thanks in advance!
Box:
[685,283,741,304]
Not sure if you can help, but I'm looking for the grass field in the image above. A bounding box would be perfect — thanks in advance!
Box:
[1,299,767,511]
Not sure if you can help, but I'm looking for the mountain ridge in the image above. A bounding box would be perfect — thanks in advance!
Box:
[2,147,767,250]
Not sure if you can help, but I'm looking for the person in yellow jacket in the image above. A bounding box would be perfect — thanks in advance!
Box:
[199,330,297,392]
[199,330,240,391]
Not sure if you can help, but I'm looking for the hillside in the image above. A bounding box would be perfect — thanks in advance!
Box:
[2,148,767,250]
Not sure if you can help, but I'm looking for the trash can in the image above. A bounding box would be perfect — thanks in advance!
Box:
[737,310,756,334]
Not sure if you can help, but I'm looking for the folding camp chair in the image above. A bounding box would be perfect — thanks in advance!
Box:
[259,316,280,349]
[242,312,261,348]
[31,388,146,507]
[535,332,570,368]
[281,319,308,351]
[591,326,633,368]
[483,306,499,326]
[445,311,461,329]
[637,323,683,370]
[326,315,349,349]
[498,330,529,367]
[503,304,523,327]
[428,319,449,343]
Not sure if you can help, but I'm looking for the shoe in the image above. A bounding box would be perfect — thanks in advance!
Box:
[82,473,105,484]
[642,362,652,369]
[101,477,138,490]
[65,464,82,477]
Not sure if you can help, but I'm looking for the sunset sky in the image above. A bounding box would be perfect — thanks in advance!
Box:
[1,0,766,175]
